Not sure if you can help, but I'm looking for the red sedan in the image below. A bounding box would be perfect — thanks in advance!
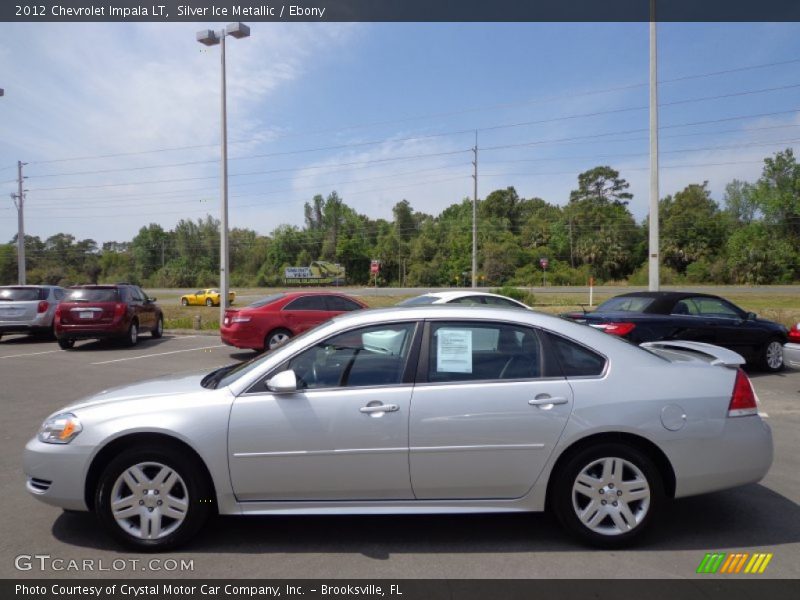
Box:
[221,291,368,351]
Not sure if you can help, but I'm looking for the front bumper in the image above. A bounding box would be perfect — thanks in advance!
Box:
[24,437,94,511]
[784,343,800,369]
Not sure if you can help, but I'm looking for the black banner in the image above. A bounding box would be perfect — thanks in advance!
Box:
[3,0,800,23]
[4,580,800,600]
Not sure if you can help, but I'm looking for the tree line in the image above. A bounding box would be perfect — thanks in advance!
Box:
[1,149,798,288]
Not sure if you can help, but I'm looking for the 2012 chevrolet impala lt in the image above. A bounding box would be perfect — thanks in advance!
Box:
[24,306,772,550]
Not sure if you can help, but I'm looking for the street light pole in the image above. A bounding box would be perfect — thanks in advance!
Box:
[648,0,660,291]
[197,22,249,327]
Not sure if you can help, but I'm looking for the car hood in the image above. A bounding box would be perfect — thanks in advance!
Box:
[61,372,208,413]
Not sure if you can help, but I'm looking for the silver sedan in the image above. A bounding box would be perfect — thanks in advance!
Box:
[24,306,773,550]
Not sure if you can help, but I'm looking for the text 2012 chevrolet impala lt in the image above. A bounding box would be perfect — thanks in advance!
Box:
[24,306,772,550]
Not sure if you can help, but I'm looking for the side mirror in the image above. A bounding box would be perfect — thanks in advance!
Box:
[148,297,157,303]
[266,370,298,393]
[746,312,757,321]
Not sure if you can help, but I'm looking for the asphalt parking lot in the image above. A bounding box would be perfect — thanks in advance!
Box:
[0,332,798,579]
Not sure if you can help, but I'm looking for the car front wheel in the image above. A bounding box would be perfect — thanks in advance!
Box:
[552,443,663,548]
[760,339,784,372]
[57,338,75,350]
[95,446,212,551]
[206,298,213,307]
[181,298,189,306]
[152,316,164,339]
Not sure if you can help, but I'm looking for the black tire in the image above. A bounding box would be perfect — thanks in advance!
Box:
[151,315,164,339]
[181,298,189,307]
[95,445,212,552]
[759,338,784,373]
[125,321,139,347]
[551,443,664,548]
[57,338,75,350]
[206,298,213,307]
[265,328,292,351]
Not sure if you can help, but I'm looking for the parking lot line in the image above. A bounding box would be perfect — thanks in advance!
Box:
[0,350,59,360]
[90,344,226,365]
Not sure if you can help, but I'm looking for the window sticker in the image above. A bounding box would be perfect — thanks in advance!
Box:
[437,328,473,373]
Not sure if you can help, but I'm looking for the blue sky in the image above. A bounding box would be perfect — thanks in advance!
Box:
[1,21,800,245]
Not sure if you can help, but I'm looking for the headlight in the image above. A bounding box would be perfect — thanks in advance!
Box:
[38,413,82,444]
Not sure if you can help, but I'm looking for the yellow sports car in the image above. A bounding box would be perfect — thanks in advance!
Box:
[180,289,236,307]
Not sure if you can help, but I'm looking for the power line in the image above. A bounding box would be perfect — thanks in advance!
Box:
[23,56,800,168]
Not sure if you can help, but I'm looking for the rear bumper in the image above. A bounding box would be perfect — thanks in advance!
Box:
[784,343,800,369]
[220,327,262,350]
[56,321,128,340]
[667,416,773,498]
[0,313,53,333]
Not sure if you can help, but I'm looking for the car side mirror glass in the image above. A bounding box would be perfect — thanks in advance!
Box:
[266,370,298,393]
[148,297,156,303]
[746,312,757,321]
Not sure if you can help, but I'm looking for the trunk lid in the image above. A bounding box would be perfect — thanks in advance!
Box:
[0,287,46,322]
[59,287,121,325]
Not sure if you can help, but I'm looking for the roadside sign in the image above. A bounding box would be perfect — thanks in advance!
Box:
[370,260,381,274]
[539,258,549,269]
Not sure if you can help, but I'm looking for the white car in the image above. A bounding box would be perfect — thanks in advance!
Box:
[397,290,531,309]
[785,322,800,368]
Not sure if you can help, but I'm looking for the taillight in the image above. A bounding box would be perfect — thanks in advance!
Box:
[788,323,800,343]
[114,303,126,318]
[599,322,636,336]
[37,301,49,313]
[728,368,758,417]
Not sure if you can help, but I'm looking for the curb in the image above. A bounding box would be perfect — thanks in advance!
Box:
[165,329,220,337]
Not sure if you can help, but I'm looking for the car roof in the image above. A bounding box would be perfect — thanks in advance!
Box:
[282,290,355,297]
[613,291,721,301]
[424,290,523,301]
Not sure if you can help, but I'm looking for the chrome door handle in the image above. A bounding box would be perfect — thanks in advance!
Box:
[360,404,399,414]
[528,396,569,407]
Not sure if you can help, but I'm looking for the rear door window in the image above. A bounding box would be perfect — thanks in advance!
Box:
[325,296,363,312]
[425,321,543,382]
[284,296,328,311]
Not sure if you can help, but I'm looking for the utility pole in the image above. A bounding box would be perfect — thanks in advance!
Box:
[569,217,575,268]
[471,130,478,288]
[10,161,26,285]
[648,0,660,291]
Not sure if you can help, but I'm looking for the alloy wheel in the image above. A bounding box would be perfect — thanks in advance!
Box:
[109,462,189,540]
[766,341,783,370]
[571,456,651,536]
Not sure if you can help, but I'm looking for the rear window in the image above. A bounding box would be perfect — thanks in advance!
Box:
[595,296,655,313]
[397,295,438,306]
[0,287,46,301]
[248,293,286,308]
[67,288,120,302]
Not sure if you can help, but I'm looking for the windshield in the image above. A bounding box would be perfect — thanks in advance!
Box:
[0,287,46,301]
[67,288,120,302]
[397,295,438,306]
[595,296,655,313]
[248,293,287,308]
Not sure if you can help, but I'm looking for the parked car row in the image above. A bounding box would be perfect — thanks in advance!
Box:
[0,284,163,349]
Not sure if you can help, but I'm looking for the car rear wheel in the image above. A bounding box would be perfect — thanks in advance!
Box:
[152,316,164,339]
[205,298,213,307]
[126,321,139,347]
[95,446,212,551]
[181,298,189,307]
[760,339,784,372]
[57,338,75,350]
[265,328,292,351]
[552,443,663,548]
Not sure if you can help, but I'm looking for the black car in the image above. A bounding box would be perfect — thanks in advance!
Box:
[562,291,788,372]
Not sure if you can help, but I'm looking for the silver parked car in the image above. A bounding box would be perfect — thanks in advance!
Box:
[0,285,66,341]
[24,306,772,550]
